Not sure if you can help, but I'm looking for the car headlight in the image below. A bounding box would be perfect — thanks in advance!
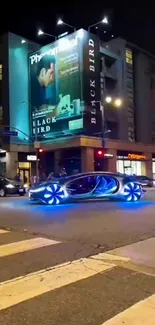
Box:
[6,183,15,189]
[24,184,28,188]
[153,181,155,186]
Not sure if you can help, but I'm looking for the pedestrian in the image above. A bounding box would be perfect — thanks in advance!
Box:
[15,173,20,182]
[59,167,67,177]
[47,172,54,181]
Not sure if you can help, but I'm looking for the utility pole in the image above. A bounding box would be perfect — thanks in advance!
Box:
[21,102,39,182]
[34,108,39,183]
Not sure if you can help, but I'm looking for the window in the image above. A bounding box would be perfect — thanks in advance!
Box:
[117,159,142,175]
[0,64,2,80]
[117,160,124,174]
[66,176,97,195]
[152,162,155,178]
[66,175,118,196]
[126,49,133,65]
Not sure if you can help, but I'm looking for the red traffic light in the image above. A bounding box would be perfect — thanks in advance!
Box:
[95,149,104,158]
[39,148,43,153]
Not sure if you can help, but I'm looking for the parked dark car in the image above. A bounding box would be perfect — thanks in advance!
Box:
[0,177,25,197]
[135,176,155,187]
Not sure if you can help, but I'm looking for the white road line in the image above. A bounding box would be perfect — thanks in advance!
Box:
[0,229,10,234]
[101,294,155,324]
[91,252,131,263]
[0,237,61,257]
[0,257,115,311]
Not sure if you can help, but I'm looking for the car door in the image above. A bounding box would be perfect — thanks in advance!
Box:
[94,174,118,196]
[66,175,98,198]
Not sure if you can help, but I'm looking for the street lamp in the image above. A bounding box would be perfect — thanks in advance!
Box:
[114,98,122,107]
[21,39,40,51]
[37,29,57,41]
[93,96,122,147]
[57,19,76,32]
[88,16,108,32]
[105,96,112,103]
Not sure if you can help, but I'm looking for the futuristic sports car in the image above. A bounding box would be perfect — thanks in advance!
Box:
[29,172,145,205]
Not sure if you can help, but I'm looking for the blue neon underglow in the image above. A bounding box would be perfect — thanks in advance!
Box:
[45,184,64,205]
[123,182,142,202]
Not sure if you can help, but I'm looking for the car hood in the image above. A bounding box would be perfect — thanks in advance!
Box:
[32,179,60,189]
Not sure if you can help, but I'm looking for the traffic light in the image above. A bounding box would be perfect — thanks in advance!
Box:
[39,148,43,153]
[37,148,44,160]
[94,149,105,171]
[95,149,104,158]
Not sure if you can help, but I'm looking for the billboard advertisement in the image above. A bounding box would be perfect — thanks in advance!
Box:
[29,29,101,138]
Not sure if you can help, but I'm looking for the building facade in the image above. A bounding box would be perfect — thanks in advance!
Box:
[0,31,155,182]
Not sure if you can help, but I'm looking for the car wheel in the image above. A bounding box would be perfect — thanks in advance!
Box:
[0,188,6,197]
[123,182,143,202]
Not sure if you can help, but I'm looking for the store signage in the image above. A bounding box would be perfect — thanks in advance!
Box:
[29,32,82,137]
[89,39,97,125]
[0,130,18,137]
[128,153,147,160]
[86,36,100,128]
[27,155,37,161]
[104,153,114,158]
[29,30,101,138]
[29,36,78,65]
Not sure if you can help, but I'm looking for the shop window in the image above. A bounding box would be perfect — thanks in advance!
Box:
[126,49,133,65]
[152,162,155,178]
[117,160,124,174]
[18,162,30,169]
[117,159,142,176]
[0,64,2,80]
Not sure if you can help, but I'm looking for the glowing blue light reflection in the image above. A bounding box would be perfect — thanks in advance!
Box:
[95,176,117,194]
[123,182,142,202]
[30,187,45,193]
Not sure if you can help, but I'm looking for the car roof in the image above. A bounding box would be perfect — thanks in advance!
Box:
[58,172,126,183]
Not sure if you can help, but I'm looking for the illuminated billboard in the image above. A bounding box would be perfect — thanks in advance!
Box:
[29,29,101,138]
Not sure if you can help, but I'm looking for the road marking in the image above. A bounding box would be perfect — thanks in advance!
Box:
[0,257,115,311]
[91,252,131,263]
[0,229,10,234]
[101,294,155,324]
[0,237,61,257]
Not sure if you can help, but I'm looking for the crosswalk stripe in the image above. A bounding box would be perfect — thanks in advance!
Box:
[101,294,155,324]
[0,256,116,311]
[0,229,10,234]
[0,237,61,257]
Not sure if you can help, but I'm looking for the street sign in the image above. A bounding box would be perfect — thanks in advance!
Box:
[0,130,18,137]
[27,155,37,161]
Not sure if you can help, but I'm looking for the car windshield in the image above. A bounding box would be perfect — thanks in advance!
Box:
[7,178,22,184]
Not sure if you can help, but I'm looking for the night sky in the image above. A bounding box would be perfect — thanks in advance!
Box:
[1,5,155,53]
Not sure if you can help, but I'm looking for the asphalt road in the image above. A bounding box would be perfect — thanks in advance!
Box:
[0,190,155,324]
[0,190,155,251]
